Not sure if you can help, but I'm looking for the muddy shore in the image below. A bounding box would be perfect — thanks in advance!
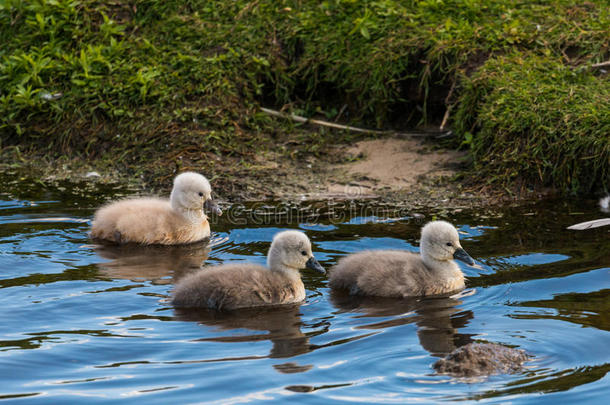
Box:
[1,134,533,210]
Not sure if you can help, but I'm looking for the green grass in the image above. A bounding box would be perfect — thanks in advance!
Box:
[0,0,608,194]
[455,54,609,194]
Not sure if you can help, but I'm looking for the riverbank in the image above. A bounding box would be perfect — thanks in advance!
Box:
[1,1,608,198]
[2,128,539,213]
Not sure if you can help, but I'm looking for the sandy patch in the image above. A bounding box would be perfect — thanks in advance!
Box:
[6,134,484,206]
[309,137,466,199]
[343,137,463,187]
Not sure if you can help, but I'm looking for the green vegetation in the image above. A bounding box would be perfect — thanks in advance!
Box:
[1,0,608,194]
[456,54,609,194]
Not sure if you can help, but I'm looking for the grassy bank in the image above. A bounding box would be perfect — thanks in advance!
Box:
[456,54,609,194]
[1,0,608,195]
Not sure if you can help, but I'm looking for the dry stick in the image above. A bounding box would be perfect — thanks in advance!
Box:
[260,107,390,135]
[440,108,452,132]
[440,80,457,132]
[260,107,445,138]
[334,104,348,123]
[591,60,610,69]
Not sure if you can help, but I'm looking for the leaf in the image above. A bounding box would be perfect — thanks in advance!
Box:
[360,26,370,39]
[35,13,44,28]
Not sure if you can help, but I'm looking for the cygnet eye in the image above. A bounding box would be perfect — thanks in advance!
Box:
[301,250,307,256]
[198,192,204,197]
[446,242,453,247]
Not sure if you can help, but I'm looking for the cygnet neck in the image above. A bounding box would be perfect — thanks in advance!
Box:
[170,194,205,221]
[267,250,300,280]
[420,246,461,276]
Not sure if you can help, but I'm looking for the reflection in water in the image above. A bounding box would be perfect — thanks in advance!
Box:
[330,290,474,357]
[94,241,210,284]
[512,289,610,331]
[174,304,312,373]
[466,363,610,401]
[2,173,609,404]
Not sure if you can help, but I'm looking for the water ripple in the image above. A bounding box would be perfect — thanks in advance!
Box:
[0,190,608,403]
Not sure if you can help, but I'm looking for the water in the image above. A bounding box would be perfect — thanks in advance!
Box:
[0,174,608,403]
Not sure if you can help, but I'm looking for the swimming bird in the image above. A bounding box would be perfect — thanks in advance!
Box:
[90,172,222,245]
[171,230,325,310]
[328,220,475,297]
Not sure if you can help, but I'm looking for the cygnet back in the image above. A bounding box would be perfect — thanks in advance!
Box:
[328,221,474,297]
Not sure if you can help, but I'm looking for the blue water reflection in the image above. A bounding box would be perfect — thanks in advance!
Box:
[0,179,608,403]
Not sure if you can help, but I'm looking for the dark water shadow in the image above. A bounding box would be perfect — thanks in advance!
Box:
[461,363,610,401]
[510,288,610,331]
[174,304,312,373]
[329,290,475,357]
[93,241,211,284]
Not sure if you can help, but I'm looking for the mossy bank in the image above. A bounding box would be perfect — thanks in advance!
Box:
[1,0,608,199]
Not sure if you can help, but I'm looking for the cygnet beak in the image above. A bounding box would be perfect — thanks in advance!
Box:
[305,257,325,274]
[453,247,475,266]
[204,199,222,216]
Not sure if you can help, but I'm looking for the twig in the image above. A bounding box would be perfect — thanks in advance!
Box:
[334,104,348,122]
[440,79,457,131]
[440,108,452,132]
[591,60,610,69]
[260,107,452,139]
[260,107,390,135]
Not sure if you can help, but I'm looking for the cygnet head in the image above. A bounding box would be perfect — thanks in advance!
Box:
[169,172,222,215]
[267,230,325,274]
[420,221,474,266]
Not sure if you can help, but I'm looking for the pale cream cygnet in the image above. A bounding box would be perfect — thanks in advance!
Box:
[172,230,325,310]
[328,220,475,297]
[90,172,222,245]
